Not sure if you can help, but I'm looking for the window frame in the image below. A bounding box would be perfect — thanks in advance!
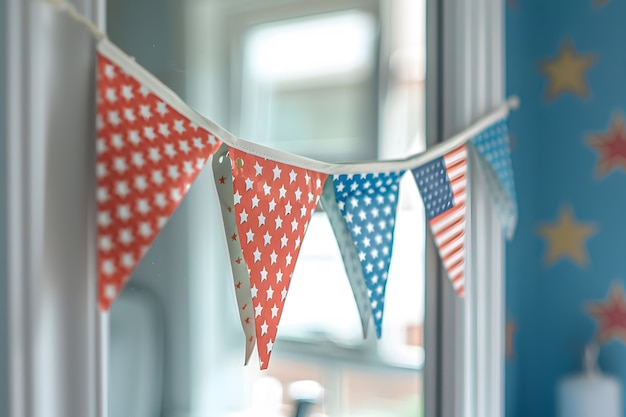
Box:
[425,1,506,417]
[5,0,107,417]
[3,0,508,415]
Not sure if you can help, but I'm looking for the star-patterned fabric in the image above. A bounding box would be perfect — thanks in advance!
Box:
[412,144,467,296]
[321,179,372,338]
[212,145,256,364]
[471,119,518,239]
[332,171,405,337]
[228,147,327,369]
[587,282,626,344]
[96,54,221,310]
[587,113,626,177]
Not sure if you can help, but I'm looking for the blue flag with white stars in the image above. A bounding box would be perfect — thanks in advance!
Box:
[471,119,518,239]
[333,171,405,337]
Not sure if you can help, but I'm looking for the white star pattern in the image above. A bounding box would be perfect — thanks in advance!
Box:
[229,147,327,369]
[96,54,221,310]
[333,171,404,337]
[471,120,516,238]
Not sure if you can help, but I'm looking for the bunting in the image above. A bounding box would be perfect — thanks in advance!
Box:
[471,118,518,239]
[35,0,522,370]
[96,53,221,310]
[212,145,257,364]
[64,9,516,367]
[331,171,405,337]
[320,180,373,338]
[412,144,468,296]
[227,147,327,369]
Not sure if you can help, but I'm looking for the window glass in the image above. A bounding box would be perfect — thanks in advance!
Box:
[236,4,426,416]
[239,10,378,162]
[107,1,426,416]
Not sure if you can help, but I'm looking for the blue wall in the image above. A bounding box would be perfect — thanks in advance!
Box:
[507,1,626,416]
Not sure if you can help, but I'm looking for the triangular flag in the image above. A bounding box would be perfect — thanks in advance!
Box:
[228,147,327,369]
[471,118,518,239]
[96,53,221,310]
[411,144,467,297]
[320,179,372,338]
[212,145,256,364]
[332,171,405,337]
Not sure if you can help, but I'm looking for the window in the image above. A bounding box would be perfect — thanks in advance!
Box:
[4,0,508,416]
[231,3,427,416]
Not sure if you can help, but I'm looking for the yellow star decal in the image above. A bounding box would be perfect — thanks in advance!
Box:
[539,41,596,100]
[537,206,597,267]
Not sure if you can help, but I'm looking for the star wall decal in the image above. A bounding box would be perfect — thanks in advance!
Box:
[539,41,596,100]
[587,113,626,177]
[537,206,597,267]
[587,282,626,344]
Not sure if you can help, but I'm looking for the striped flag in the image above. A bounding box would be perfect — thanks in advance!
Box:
[411,144,467,296]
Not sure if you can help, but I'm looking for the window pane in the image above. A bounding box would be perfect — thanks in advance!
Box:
[107,1,426,416]
[238,4,426,416]
[240,10,378,162]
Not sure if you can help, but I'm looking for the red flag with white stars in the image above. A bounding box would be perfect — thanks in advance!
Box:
[96,53,221,310]
[228,147,327,369]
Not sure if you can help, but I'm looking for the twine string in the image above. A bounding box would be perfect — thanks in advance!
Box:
[43,0,107,40]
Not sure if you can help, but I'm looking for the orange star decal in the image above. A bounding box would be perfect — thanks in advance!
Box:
[587,282,626,344]
[587,113,626,177]
[506,319,517,359]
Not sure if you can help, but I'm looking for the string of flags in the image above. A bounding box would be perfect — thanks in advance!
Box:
[96,38,518,369]
[55,0,520,369]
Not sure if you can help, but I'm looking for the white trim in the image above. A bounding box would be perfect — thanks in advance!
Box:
[437,0,507,417]
[97,38,517,175]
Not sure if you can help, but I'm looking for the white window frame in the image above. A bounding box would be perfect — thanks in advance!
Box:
[424,1,506,417]
[6,0,107,416]
[3,0,507,416]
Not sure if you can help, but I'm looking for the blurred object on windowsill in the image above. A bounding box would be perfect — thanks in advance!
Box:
[406,324,423,347]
